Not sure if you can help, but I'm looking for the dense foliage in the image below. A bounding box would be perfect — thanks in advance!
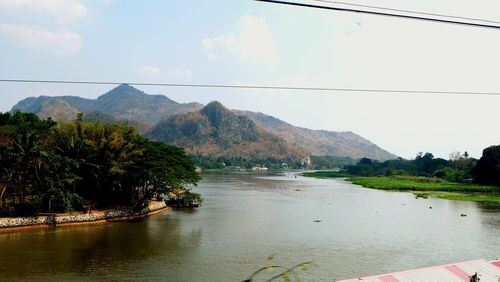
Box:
[190,154,306,170]
[310,148,500,190]
[343,152,477,183]
[473,145,500,186]
[305,149,500,204]
[0,112,200,215]
[309,156,356,169]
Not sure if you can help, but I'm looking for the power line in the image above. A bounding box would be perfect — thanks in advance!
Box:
[255,0,500,30]
[310,0,500,26]
[1,79,500,96]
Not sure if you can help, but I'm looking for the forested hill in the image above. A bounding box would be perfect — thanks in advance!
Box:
[147,101,308,161]
[12,84,203,130]
[239,111,397,161]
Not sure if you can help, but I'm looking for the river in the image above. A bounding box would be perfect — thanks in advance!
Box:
[0,172,499,281]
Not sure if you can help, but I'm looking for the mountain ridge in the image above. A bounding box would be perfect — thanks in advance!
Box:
[11,84,397,161]
[239,111,396,160]
[12,84,203,130]
[147,101,308,161]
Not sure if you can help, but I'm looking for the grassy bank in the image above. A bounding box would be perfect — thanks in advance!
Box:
[351,176,500,204]
[413,191,500,204]
[303,172,500,204]
[350,176,497,193]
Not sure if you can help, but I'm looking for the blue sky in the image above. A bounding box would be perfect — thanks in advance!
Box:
[1,0,500,159]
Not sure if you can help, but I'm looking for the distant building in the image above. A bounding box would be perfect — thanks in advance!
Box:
[301,155,312,167]
[251,165,268,171]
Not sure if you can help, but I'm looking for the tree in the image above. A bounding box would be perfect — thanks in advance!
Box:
[412,152,449,177]
[433,167,464,183]
[0,111,202,214]
[445,151,476,182]
[347,158,378,176]
[55,117,144,208]
[134,140,201,209]
[0,162,13,208]
[7,112,56,205]
[0,112,74,213]
[474,145,500,186]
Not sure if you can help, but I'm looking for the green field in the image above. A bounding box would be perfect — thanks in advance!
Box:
[349,176,497,193]
[413,191,500,204]
[303,172,500,204]
[350,176,500,204]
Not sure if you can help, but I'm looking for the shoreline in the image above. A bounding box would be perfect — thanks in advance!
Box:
[303,172,500,204]
[0,200,170,233]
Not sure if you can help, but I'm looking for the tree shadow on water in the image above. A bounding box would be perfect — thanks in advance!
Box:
[0,215,202,280]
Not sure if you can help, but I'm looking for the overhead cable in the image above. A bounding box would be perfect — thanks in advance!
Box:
[310,0,500,26]
[255,0,500,30]
[1,79,500,96]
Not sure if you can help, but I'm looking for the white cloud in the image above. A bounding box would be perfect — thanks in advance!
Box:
[0,24,82,55]
[202,14,279,64]
[136,65,192,80]
[96,0,113,5]
[137,65,162,76]
[0,0,87,23]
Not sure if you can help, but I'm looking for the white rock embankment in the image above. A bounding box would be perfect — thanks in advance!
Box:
[0,201,168,230]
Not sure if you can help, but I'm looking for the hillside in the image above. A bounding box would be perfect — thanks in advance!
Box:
[11,85,397,160]
[240,111,397,161]
[147,101,308,161]
[24,97,80,121]
[12,84,203,131]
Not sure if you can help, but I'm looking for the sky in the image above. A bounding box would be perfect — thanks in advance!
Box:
[1,0,500,159]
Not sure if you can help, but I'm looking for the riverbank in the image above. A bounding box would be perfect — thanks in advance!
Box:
[0,200,169,233]
[351,176,500,204]
[303,172,500,204]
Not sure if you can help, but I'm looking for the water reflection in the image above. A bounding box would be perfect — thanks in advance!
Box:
[0,212,203,280]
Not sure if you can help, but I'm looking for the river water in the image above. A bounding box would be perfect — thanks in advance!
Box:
[0,172,499,281]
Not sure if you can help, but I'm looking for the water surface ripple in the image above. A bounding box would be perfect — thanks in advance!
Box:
[0,172,498,281]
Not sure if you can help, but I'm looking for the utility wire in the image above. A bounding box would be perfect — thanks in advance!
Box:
[255,0,500,30]
[310,0,500,26]
[1,79,500,97]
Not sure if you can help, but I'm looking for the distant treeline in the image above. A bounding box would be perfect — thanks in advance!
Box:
[190,155,306,170]
[309,156,357,169]
[190,155,355,170]
[342,150,500,186]
[0,112,200,216]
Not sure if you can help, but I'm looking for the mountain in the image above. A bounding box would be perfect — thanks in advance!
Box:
[239,111,397,161]
[89,84,203,124]
[12,84,203,131]
[147,101,308,161]
[11,85,397,161]
[18,96,80,121]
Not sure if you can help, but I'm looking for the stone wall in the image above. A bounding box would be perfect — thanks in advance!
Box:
[0,201,167,230]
